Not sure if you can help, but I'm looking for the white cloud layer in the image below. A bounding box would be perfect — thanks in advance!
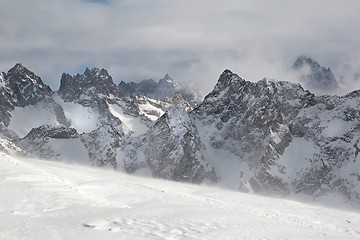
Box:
[1,0,360,93]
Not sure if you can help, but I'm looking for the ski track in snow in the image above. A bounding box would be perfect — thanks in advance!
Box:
[1,153,360,240]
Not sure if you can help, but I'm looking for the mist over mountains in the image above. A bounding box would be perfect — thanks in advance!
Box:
[0,56,359,208]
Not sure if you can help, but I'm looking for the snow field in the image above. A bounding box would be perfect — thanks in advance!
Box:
[1,154,360,240]
[107,102,148,136]
[8,103,60,138]
[54,95,99,133]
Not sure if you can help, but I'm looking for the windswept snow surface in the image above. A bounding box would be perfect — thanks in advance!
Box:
[1,153,360,240]
[46,138,90,164]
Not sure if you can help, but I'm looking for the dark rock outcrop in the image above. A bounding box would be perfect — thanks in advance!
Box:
[292,56,340,94]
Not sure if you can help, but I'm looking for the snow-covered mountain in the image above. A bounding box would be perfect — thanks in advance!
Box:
[128,69,360,205]
[0,64,194,169]
[1,63,360,207]
[292,55,340,94]
[0,65,154,168]
[2,152,359,240]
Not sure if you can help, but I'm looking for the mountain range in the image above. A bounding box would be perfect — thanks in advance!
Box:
[0,57,359,207]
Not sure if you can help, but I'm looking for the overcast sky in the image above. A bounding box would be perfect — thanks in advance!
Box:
[1,0,360,93]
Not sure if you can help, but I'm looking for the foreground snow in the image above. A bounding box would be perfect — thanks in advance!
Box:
[0,153,359,240]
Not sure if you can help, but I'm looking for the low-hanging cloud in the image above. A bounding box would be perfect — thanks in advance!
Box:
[0,0,359,94]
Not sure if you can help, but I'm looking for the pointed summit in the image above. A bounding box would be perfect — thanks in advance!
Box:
[11,63,26,70]
[221,69,234,76]
[83,67,111,80]
[292,56,339,94]
[7,63,44,85]
[159,74,174,84]
[83,67,93,76]
[213,69,243,91]
[3,63,53,107]
[293,55,319,69]
[9,63,31,73]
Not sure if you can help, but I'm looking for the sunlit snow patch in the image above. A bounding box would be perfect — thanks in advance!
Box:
[54,95,100,133]
[9,103,60,138]
[107,102,148,136]
[137,100,165,121]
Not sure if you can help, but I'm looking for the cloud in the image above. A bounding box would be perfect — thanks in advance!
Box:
[0,0,359,94]
[83,0,111,4]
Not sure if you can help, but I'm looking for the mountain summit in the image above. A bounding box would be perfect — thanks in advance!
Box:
[4,63,53,107]
[292,56,340,94]
[59,67,119,102]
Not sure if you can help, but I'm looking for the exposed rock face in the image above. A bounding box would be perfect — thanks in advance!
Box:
[139,108,217,183]
[59,67,120,103]
[292,56,340,94]
[118,79,157,96]
[118,74,203,107]
[0,88,14,128]
[5,63,53,107]
[80,123,124,168]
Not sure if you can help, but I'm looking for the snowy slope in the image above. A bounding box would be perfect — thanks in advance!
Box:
[53,95,100,134]
[8,102,61,138]
[1,153,360,240]
[107,101,148,136]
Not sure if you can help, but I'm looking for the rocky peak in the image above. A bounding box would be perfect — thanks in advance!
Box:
[218,69,242,84]
[196,71,315,131]
[118,79,158,96]
[7,63,44,85]
[58,67,119,102]
[293,56,318,69]
[202,69,245,103]
[159,74,174,84]
[3,63,53,107]
[292,55,340,94]
[83,67,111,79]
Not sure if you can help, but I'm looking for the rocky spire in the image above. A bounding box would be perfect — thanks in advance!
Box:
[292,56,340,94]
[5,63,53,107]
[58,67,119,102]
